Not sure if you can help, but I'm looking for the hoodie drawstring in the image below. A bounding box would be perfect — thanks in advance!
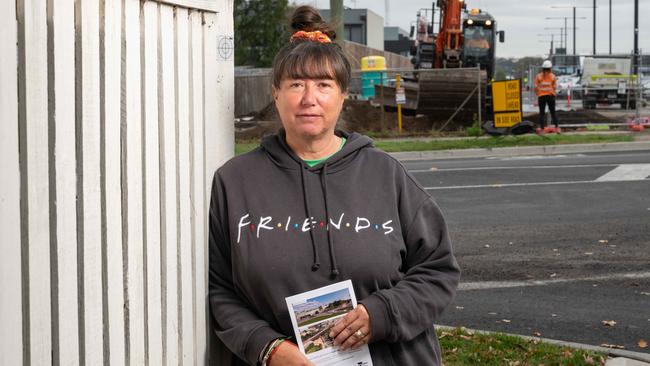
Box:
[300,161,340,277]
[300,163,321,271]
[321,163,339,278]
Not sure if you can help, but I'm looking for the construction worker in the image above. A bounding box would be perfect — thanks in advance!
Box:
[466,29,490,49]
[534,60,560,133]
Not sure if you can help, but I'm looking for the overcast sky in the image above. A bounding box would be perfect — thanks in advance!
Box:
[298,0,649,59]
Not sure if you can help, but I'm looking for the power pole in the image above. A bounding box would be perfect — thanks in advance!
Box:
[331,0,344,48]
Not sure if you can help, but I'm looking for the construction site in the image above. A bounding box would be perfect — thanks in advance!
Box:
[235,0,650,141]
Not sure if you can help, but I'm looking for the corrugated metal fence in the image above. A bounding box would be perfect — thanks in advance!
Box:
[0,0,234,365]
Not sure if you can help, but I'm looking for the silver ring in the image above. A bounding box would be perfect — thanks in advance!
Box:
[354,329,365,338]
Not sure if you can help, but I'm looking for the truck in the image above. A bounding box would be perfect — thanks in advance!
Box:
[580,57,637,109]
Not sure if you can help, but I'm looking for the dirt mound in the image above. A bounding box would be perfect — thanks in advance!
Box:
[237,100,441,141]
[341,100,434,133]
[525,110,625,125]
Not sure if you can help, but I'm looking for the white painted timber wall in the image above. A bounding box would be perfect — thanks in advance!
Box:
[0,0,234,365]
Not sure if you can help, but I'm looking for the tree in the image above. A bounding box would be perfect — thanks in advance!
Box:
[494,68,506,81]
[235,0,290,67]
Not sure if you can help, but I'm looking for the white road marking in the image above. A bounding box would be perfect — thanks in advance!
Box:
[424,178,650,190]
[486,154,587,160]
[409,164,616,173]
[459,271,650,291]
[596,164,650,182]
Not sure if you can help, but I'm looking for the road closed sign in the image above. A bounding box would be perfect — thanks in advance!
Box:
[492,79,522,128]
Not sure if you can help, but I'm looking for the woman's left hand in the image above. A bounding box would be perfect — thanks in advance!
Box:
[328,304,371,351]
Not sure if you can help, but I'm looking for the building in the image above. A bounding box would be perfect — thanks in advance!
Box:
[384,26,412,57]
[320,8,384,50]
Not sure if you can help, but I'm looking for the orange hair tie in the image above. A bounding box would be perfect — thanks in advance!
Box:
[290,30,332,44]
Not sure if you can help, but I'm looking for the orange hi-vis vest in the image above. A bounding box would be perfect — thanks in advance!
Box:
[534,72,557,97]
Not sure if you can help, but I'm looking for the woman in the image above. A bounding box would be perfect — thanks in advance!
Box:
[209,6,460,365]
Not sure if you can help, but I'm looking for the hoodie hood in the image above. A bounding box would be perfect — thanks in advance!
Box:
[260,129,373,173]
[260,129,374,277]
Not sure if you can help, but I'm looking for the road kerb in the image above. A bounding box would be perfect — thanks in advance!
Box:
[390,141,650,161]
[435,324,650,363]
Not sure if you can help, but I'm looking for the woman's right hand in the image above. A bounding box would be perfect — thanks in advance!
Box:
[268,341,314,366]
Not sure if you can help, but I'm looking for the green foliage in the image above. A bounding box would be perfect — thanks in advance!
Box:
[234,0,291,67]
[305,343,323,354]
[467,114,483,137]
[494,68,507,81]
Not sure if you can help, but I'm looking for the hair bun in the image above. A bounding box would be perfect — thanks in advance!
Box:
[290,5,336,40]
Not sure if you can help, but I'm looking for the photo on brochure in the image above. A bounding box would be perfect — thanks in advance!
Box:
[286,280,374,365]
[294,288,353,327]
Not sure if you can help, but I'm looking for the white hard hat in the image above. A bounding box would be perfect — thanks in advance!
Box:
[542,60,553,68]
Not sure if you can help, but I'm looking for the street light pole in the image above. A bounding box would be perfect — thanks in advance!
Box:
[634,0,639,75]
[573,7,576,55]
[609,0,612,54]
[564,17,569,55]
[593,0,596,55]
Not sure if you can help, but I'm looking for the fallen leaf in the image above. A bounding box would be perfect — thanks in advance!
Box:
[502,319,511,323]
[533,331,542,337]
[598,239,609,244]
[455,306,464,310]
[550,273,557,278]
[602,320,617,326]
[583,354,595,365]
[639,339,648,348]
[600,343,625,349]
[459,334,472,340]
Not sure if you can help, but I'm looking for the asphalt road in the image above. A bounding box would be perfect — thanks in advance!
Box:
[403,150,650,353]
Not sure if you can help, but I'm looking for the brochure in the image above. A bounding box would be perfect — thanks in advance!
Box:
[285,280,374,366]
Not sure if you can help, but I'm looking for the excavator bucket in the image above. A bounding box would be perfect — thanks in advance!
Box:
[417,68,488,129]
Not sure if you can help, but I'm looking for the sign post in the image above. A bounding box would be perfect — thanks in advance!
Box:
[396,74,405,133]
[492,79,523,128]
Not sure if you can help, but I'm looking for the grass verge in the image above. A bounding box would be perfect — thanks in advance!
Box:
[437,327,607,366]
[374,134,633,153]
[235,134,633,155]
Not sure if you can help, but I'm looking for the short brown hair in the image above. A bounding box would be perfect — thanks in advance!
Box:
[271,6,351,92]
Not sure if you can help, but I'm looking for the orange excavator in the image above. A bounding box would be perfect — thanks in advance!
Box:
[407,1,505,126]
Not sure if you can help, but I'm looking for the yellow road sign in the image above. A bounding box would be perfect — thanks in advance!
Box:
[492,79,522,128]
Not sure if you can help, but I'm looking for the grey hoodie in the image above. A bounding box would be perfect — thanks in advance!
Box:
[209,130,460,365]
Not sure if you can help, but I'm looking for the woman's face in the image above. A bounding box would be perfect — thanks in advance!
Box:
[273,77,346,140]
